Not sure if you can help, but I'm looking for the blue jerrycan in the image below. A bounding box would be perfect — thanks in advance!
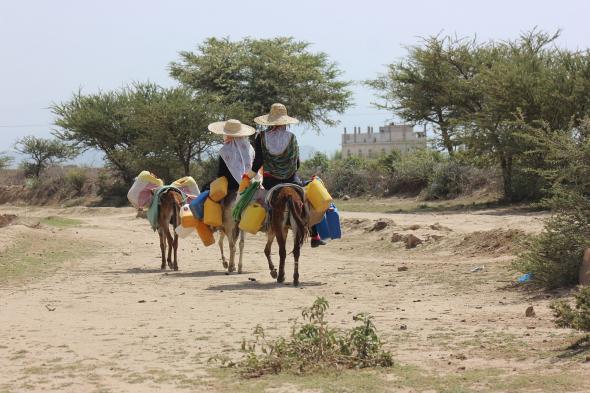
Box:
[326,203,341,239]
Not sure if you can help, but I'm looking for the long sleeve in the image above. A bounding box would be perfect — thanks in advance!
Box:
[251,133,264,173]
[217,157,240,191]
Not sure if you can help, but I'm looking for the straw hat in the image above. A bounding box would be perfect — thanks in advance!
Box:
[254,103,299,126]
[207,119,255,137]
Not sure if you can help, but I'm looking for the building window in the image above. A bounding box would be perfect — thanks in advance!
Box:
[347,149,351,157]
[368,149,372,156]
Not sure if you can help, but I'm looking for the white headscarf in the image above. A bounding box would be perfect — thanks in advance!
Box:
[264,125,293,155]
[219,137,255,184]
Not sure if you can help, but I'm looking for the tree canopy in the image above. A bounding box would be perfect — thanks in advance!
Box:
[368,30,590,201]
[14,136,78,177]
[52,83,223,182]
[169,37,353,129]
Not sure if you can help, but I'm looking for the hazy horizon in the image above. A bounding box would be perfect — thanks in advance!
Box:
[1,0,589,166]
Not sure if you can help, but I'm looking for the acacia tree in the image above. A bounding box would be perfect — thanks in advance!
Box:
[52,88,140,183]
[14,136,78,177]
[366,35,482,155]
[462,31,589,201]
[129,84,223,176]
[53,83,222,182]
[169,37,353,129]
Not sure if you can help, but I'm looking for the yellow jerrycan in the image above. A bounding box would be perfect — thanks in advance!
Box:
[180,204,198,228]
[203,198,223,227]
[306,178,332,212]
[195,220,215,247]
[209,176,228,202]
[239,203,266,234]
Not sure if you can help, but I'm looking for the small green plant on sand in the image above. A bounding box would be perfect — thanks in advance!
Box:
[551,286,590,332]
[220,297,393,378]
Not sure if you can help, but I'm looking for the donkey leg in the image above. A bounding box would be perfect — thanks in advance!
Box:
[265,232,277,279]
[165,227,174,270]
[293,229,301,286]
[172,232,179,271]
[159,230,166,270]
[218,232,228,269]
[237,230,245,274]
[276,229,288,283]
[227,236,236,273]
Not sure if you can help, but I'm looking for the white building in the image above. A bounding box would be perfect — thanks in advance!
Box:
[341,123,427,158]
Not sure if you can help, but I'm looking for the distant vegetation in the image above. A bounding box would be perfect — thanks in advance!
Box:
[299,149,496,200]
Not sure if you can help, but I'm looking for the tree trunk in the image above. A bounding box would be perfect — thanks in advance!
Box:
[436,111,454,156]
[440,127,454,156]
[500,153,513,202]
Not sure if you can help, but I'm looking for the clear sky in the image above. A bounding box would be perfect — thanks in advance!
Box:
[1,0,589,165]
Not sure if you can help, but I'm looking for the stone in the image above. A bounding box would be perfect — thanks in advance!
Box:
[342,195,351,201]
[405,234,423,249]
[404,224,421,230]
[397,266,408,272]
[525,306,536,317]
[579,248,590,285]
[391,233,404,243]
[370,220,389,232]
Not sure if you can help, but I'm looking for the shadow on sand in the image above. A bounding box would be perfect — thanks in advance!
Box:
[206,280,326,291]
[105,267,232,278]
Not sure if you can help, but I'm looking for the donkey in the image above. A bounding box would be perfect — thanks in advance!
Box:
[156,189,183,271]
[217,191,246,274]
[264,186,308,286]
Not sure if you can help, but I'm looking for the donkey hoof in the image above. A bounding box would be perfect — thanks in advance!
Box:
[228,265,236,273]
[270,269,278,279]
[161,264,166,270]
[277,274,285,283]
[293,280,299,287]
[222,261,228,269]
[173,264,178,271]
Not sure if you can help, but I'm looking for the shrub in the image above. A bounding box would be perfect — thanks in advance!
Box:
[551,286,590,332]
[386,149,441,195]
[220,297,393,377]
[97,170,129,206]
[514,190,590,288]
[65,168,88,195]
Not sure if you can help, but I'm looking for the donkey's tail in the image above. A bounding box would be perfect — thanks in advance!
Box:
[287,195,308,251]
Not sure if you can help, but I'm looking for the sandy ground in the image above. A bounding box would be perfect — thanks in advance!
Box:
[0,205,588,393]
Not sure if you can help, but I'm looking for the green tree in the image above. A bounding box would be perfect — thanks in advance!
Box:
[52,88,140,183]
[129,84,222,176]
[14,136,78,177]
[169,37,353,129]
[462,30,585,201]
[366,35,482,155]
[53,83,222,182]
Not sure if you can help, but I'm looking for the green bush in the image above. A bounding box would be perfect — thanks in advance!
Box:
[386,149,442,195]
[97,170,129,206]
[65,168,88,195]
[219,297,393,377]
[514,191,590,288]
[551,286,590,332]
[514,119,590,288]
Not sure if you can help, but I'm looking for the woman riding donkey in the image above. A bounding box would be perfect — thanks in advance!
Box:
[203,119,255,273]
[246,103,326,248]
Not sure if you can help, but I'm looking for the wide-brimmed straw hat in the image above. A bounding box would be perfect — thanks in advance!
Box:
[254,103,299,126]
[207,119,255,137]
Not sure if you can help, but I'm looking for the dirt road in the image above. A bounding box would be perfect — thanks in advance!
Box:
[1,205,587,392]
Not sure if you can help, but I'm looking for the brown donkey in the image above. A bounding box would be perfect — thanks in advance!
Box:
[265,187,308,286]
[157,189,183,270]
